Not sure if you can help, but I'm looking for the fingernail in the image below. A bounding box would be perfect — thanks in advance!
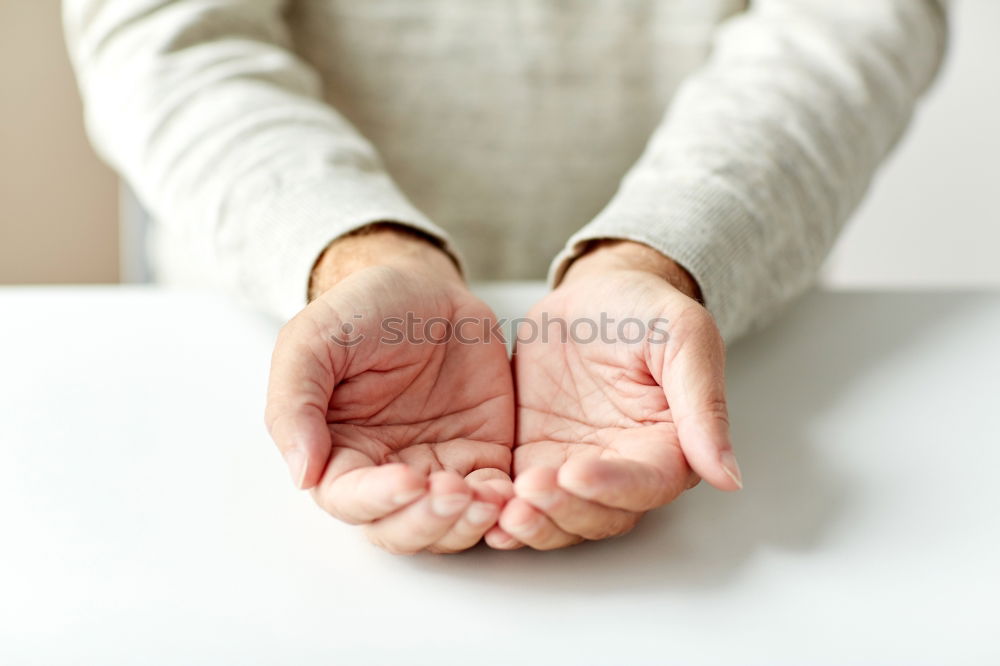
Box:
[490,532,521,550]
[465,502,497,525]
[521,489,559,511]
[283,448,307,489]
[392,487,424,506]
[514,513,544,536]
[431,493,470,517]
[720,450,743,489]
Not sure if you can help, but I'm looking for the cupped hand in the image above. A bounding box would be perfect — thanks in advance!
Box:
[499,240,742,550]
[266,226,515,553]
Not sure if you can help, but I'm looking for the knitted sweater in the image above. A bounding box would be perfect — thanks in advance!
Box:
[65,0,949,341]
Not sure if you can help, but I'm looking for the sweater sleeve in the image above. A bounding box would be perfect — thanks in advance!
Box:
[549,0,950,343]
[63,0,457,320]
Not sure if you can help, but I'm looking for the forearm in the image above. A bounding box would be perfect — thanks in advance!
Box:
[551,0,949,343]
[64,0,454,320]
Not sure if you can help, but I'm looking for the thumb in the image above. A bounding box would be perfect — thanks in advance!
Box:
[265,314,339,490]
[655,308,742,491]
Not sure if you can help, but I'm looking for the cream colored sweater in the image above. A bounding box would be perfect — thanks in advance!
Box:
[64,0,948,342]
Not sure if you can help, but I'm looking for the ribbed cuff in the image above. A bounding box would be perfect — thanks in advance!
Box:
[548,173,762,344]
[238,171,461,322]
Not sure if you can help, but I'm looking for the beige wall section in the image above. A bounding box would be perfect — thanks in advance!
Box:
[0,1,119,284]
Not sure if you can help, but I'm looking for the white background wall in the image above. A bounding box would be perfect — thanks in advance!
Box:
[821,0,1000,289]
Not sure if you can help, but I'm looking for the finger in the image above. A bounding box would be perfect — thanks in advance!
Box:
[556,456,688,512]
[515,467,640,540]
[465,467,516,502]
[313,459,427,524]
[498,498,583,551]
[265,316,338,490]
[427,491,501,554]
[656,307,743,491]
[427,469,515,553]
[484,525,524,550]
[471,469,525,550]
[363,470,471,554]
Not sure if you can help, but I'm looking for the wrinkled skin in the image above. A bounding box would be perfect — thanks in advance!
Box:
[266,232,740,553]
[499,266,740,550]
[266,262,515,554]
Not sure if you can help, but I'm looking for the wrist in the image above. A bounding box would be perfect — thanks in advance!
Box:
[562,239,702,302]
[309,223,462,300]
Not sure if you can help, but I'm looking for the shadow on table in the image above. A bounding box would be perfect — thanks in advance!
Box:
[400,290,982,594]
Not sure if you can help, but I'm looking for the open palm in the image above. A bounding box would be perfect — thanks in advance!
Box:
[499,268,741,550]
[267,264,514,553]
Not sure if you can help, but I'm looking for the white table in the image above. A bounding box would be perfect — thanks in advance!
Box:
[1,285,997,665]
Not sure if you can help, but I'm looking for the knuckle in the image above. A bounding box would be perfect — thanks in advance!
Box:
[700,399,731,423]
[671,306,725,352]
[673,303,714,334]
[677,399,730,428]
